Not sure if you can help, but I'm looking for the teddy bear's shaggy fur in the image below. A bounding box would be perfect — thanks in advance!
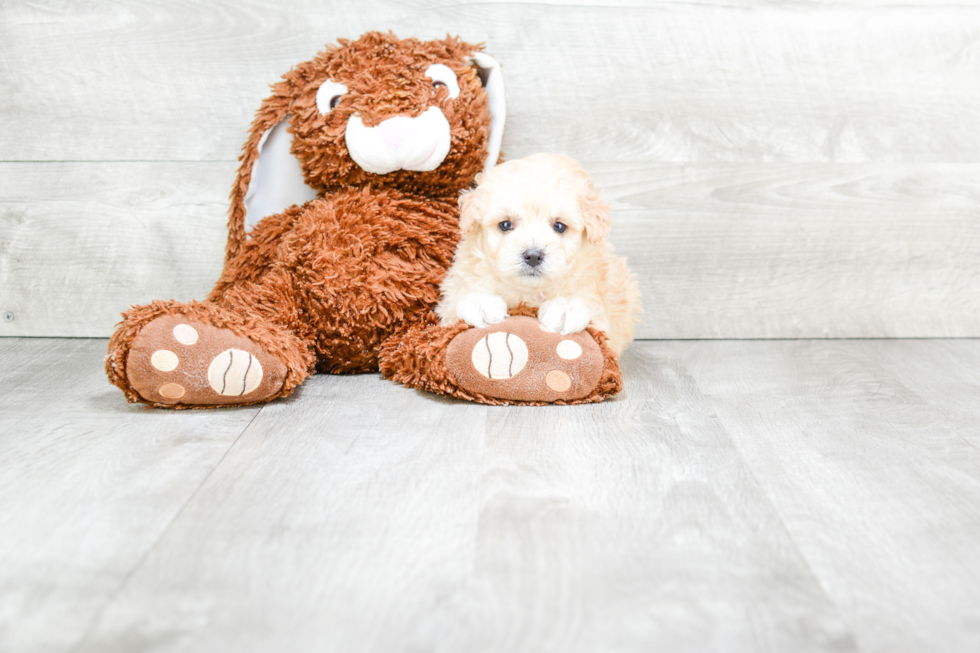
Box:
[105,32,622,408]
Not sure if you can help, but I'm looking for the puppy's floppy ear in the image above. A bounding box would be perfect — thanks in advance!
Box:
[575,170,611,245]
[458,176,487,234]
[225,81,319,263]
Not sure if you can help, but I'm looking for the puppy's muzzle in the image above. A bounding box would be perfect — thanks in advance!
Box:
[522,248,545,268]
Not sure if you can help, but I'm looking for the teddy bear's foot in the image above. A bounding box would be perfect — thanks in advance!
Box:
[124,314,288,407]
[445,316,605,403]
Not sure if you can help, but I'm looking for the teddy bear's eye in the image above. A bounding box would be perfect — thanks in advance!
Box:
[553,221,567,234]
[498,220,514,232]
[316,80,348,114]
[424,64,460,99]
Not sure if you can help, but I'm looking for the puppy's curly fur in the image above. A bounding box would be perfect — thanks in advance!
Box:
[436,153,640,354]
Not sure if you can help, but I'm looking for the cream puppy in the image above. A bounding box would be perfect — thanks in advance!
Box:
[437,153,640,355]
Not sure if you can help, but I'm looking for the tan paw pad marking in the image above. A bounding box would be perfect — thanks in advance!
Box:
[546,370,572,392]
[150,350,179,372]
[556,340,583,360]
[159,383,185,400]
[208,349,264,396]
[172,324,199,345]
[472,332,529,379]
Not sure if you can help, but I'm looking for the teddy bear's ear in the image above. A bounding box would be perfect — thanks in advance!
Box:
[469,53,506,174]
[224,89,319,262]
[240,117,319,228]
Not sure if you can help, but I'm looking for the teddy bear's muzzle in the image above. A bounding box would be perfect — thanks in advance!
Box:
[345,107,452,176]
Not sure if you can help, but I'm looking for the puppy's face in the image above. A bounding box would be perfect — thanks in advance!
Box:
[480,195,586,288]
[458,154,610,289]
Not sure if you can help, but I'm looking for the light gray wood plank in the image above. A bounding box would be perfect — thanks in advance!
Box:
[70,343,854,653]
[1,1,979,163]
[859,339,980,451]
[0,162,232,337]
[598,162,980,339]
[0,337,260,653]
[5,1,980,339]
[6,337,980,652]
[69,373,492,653]
[443,347,854,652]
[677,339,980,653]
[4,161,979,339]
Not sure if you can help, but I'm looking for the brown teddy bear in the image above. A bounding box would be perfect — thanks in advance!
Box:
[105,32,622,408]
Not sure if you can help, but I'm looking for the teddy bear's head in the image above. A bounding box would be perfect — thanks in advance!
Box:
[227,32,506,260]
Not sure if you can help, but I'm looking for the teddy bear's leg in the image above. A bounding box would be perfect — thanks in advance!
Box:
[379,307,623,406]
[106,278,316,408]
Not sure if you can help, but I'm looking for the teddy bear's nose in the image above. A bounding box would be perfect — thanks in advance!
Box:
[376,118,411,151]
[522,249,545,268]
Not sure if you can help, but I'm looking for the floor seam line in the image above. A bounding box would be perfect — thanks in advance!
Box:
[67,407,263,652]
[678,342,867,653]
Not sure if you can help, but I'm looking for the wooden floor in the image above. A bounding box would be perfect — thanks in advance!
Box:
[2,338,980,653]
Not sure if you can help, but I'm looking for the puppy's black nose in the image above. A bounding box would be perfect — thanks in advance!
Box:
[522,248,545,268]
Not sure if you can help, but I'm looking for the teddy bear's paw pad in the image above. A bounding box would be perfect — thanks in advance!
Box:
[126,315,287,406]
[446,316,603,403]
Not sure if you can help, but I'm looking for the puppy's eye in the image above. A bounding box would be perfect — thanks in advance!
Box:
[432,81,446,90]
[553,221,567,234]
[498,220,514,232]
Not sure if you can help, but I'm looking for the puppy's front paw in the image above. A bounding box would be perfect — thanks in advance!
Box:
[456,293,509,329]
[539,297,592,335]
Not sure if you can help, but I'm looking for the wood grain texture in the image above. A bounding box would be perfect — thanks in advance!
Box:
[449,347,854,652]
[0,338,260,653]
[3,161,979,338]
[0,162,232,337]
[599,162,980,339]
[71,370,493,653]
[3,1,980,338]
[4,337,980,651]
[677,339,980,653]
[2,1,979,163]
[69,343,854,653]
[861,340,980,451]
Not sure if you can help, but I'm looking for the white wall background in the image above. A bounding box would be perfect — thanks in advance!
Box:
[1,0,979,338]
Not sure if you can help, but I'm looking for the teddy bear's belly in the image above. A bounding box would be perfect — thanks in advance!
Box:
[290,191,459,372]
[300,253,446,373]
